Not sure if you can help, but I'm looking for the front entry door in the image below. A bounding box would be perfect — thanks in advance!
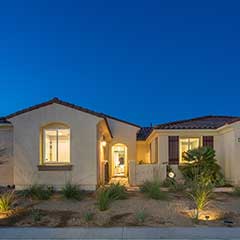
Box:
[112,144,127,176]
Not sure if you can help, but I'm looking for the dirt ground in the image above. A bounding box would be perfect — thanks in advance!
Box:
[1,191,240,227]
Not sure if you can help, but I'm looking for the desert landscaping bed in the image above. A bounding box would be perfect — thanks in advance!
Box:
[0,147,238,228]
[1,190,240,227]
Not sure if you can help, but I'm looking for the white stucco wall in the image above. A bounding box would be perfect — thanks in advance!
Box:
[219,123,240,185]
[0,126,13,185]
[136,141,150,163]
[9,103,103,190]
[232,125,240,184]
[129,160,166,186]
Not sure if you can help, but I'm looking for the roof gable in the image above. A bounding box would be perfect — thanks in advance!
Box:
[4,98,140,128]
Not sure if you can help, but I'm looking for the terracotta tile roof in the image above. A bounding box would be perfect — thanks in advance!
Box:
[155,116,240,130]
[4,97,140,128]
[137,127,153,140]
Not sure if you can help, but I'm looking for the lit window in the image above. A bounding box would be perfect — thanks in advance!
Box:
[43,128,70,164]
[179,138,200,163]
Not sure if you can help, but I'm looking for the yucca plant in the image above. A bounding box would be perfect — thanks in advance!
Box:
[61,183,82,200]
[0,191,15,212]
[135,210,147,223]
[107,183,127,200]
[30,209,43,222]
[188,178,213,220]
[141,180,167,200]
[84,211,94,222]
[97,188,111,211]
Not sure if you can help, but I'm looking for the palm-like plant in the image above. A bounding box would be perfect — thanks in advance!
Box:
[180,147,224,186]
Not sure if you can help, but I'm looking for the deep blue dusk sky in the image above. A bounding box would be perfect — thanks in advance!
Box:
[0,0,240,126]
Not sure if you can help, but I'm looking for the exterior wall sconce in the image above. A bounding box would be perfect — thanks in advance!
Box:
[101,136,107,147]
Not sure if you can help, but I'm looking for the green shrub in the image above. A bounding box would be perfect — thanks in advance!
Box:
[30,209,43,222]
[107,183,127,200]
[96,183,127,211]
[20,184,53,200]
[135,210,147,223]
[0,191,15,212]
[61,183,82,200]
[97,188,111,211]
[141,180,167,200]
[179,147,225,186]
[84,211,94,222]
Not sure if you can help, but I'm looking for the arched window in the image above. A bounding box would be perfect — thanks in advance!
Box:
[41,123,70,165]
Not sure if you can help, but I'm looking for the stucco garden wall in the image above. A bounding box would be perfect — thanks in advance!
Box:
[0,127,13,185]
[9,103,102,190]
[129,160,166,186]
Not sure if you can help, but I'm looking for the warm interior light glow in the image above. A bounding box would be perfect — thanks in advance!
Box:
[179,138,200,163]
[44,128,70,163]
[112,144,127,176]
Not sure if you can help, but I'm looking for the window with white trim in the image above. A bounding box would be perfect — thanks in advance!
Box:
[43,128,70,164]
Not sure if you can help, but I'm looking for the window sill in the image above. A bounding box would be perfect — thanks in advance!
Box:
[38,165,73,171]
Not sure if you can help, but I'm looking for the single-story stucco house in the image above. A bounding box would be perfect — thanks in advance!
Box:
[0,97,240,190]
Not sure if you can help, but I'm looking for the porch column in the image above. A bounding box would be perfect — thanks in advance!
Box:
[128,160,136,186]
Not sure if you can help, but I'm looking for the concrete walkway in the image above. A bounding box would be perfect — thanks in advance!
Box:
[0,227,240,239]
